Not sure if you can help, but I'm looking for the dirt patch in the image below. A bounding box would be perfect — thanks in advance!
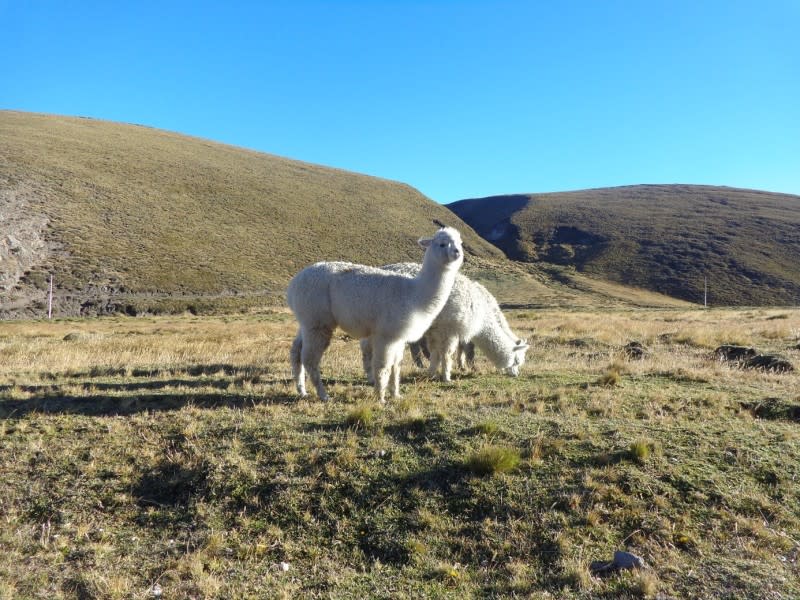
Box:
[0,181,66,316]
[0,182,51,289]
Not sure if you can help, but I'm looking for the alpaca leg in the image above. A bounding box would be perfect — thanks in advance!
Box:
[390,344,404,399]
[360,338,375,385]
[372,339,402,402]
[463,341,476,370]
[428,345,441,380]
[456,340,472,371]
[420,337,431,361]
[290,332,306,396]
[441,336,459,382]
[409,341,426,369]
[301,326,333,400]
[426,334,447,380]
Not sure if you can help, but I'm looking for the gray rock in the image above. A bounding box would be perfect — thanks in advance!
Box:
[589,550,647,576]
[613,550,646,569]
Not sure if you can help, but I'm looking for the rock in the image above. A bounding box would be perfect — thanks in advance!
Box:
[589,550,647,576]
[714,345,757,362]
[613,550,646,569]
[744,355,794,373]
[623,341,647,360]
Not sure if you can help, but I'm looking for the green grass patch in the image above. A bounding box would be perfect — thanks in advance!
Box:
[472,419,502,437]
[465,445,521,476]
[345,404,376,430]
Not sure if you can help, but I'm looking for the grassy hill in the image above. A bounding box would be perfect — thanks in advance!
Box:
[1,110,506,317]
[448,185,800,306]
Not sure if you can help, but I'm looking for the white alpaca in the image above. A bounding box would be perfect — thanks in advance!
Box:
[286,228,464,402]
[361,263,529,382]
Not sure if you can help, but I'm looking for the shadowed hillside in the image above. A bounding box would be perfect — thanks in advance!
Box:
[0,111,504,316]
[449,185,800,306]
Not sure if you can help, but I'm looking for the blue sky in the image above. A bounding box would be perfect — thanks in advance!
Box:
[2,1,799,203]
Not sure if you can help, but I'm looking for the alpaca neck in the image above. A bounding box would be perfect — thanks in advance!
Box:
[474,321,516,368]
[414,257,458,315]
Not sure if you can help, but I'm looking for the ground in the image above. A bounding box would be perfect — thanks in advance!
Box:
[1,308,798,599]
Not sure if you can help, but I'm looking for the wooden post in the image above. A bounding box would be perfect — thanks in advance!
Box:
[48,274,53,319]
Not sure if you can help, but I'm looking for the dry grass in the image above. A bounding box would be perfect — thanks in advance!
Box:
[1,307,799,598]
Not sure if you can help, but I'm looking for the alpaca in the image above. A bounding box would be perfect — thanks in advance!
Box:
[361,263,528,382]
[286,227,464,401]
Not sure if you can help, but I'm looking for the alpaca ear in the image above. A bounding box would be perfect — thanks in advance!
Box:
[418,237,433,249]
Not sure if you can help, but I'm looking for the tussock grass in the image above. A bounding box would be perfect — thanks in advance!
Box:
[0,308,799,598]
[597,364,623,387]
[345,404,376,430]
[465,445,521,476]
[629,438,660,463]
[472,419,501,437]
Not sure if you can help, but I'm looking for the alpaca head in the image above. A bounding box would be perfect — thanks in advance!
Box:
[504,339,530,377]
[418,226,463,270]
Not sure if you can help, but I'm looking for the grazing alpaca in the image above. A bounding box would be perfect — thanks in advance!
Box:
[361,264,529,382]
[286,228,464,401]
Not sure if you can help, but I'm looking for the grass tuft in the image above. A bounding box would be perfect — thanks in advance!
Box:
[345,404,376,430]
[628,439,650,463]
[632,570,661,599]
[597,364,622,387]
[473,420,501,437]
[433,563,464,586]
[466,445,521,476]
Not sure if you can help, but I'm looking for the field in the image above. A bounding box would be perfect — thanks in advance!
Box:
[1,308,799,599]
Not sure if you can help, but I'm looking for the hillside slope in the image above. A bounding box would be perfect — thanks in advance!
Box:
[1,111,505,316]
[448,185,800,306]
